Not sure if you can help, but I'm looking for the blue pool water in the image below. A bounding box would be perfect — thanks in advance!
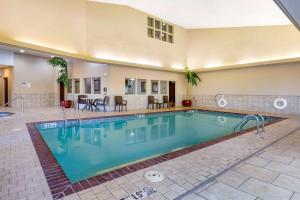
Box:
[37,111,272,183]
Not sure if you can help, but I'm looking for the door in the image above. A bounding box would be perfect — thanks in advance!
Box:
[169,81,176,105]
[59,82,65,102]
[4,77,8,106]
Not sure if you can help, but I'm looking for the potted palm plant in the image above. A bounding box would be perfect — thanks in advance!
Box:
[182,67,201,107]
[48,57,72,108]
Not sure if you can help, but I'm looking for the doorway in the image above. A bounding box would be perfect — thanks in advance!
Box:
[4,77,8,106]
[59,82,65,102]
[169,81,175,106]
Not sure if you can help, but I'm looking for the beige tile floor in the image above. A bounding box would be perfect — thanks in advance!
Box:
[1,106,300,200]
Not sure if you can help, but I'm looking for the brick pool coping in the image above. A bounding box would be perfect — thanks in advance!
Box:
[26,109,284,199]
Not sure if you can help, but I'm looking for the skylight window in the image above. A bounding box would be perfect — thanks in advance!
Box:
[147,17,174,43]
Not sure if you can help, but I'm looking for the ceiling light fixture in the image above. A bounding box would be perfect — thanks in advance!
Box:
[19,49,25,53]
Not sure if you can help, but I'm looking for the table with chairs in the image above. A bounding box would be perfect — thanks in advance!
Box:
[77,95,109,112]
[76,95,174,112]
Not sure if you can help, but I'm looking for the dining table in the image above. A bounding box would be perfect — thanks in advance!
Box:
[81,97,103,112]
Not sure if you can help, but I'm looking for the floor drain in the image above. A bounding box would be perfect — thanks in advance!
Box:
[144,171,164,182]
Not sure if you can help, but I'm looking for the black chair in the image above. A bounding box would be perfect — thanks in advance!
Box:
[147,96,159,109]
[114,96,127,112]
[96,96,109,112]
[77,95,88,110]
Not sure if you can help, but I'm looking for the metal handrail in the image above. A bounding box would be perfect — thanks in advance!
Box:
[192,97,198,108]
[233,114,260,134]
[256,114,265,132]
[58,106,67,124]
[0,97,24,112]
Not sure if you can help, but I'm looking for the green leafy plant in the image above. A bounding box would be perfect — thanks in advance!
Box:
[184,67,201,99]
[48,57,69,87]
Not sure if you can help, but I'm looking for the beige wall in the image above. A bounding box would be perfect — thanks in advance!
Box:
[13,54,57,94]
[109,65,185,97]
[0,0,87,54]
[187,25,300,68]
[69,62,186,110]
[108,65,185,109]
[12,54,58,107]
[192,61,300,96]
[86,2,187,68]
[69,60,110,100]
[0,0,187,69]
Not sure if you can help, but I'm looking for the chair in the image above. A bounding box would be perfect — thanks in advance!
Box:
[114,96,127,112]
[148,96,159,109]
[162,95,173,108]
[96,96,109,112]
[77,95,88,110]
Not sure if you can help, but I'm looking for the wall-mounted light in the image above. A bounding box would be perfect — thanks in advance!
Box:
[15,38,78,54]
[94,53,163,67]
[203,62,223,68]
[171,64,185,70]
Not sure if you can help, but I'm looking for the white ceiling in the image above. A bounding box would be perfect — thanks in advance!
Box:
[90,0,291,28]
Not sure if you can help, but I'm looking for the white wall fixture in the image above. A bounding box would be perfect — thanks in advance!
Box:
[21,82,31,88]
[217,96,227,108]
[273,97,288,110]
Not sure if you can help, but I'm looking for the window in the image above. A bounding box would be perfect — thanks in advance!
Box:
[162,33,167,42]
[147,28,154,38]
[74,79,80,94]
[160,81,167,94]
[125,78,136,95]
[138,79,147,94]
[147,17,154,27]
[151,80,159,94]
[155,20,161,29]
[162,22,167,31]
[168,25,173,34]
[147,17,174,44]
[84,78,91,94]
[168,35,173,43]
[155,30,161,39]
[93,77,101,94]
[67,79,72,93]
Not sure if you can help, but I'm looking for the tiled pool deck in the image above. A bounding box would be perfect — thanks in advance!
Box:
[1,106,300,200]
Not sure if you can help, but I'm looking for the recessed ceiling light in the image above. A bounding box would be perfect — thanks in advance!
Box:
[19,49,25,53]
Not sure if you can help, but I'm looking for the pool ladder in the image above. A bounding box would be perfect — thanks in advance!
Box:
[233,114,265,134]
